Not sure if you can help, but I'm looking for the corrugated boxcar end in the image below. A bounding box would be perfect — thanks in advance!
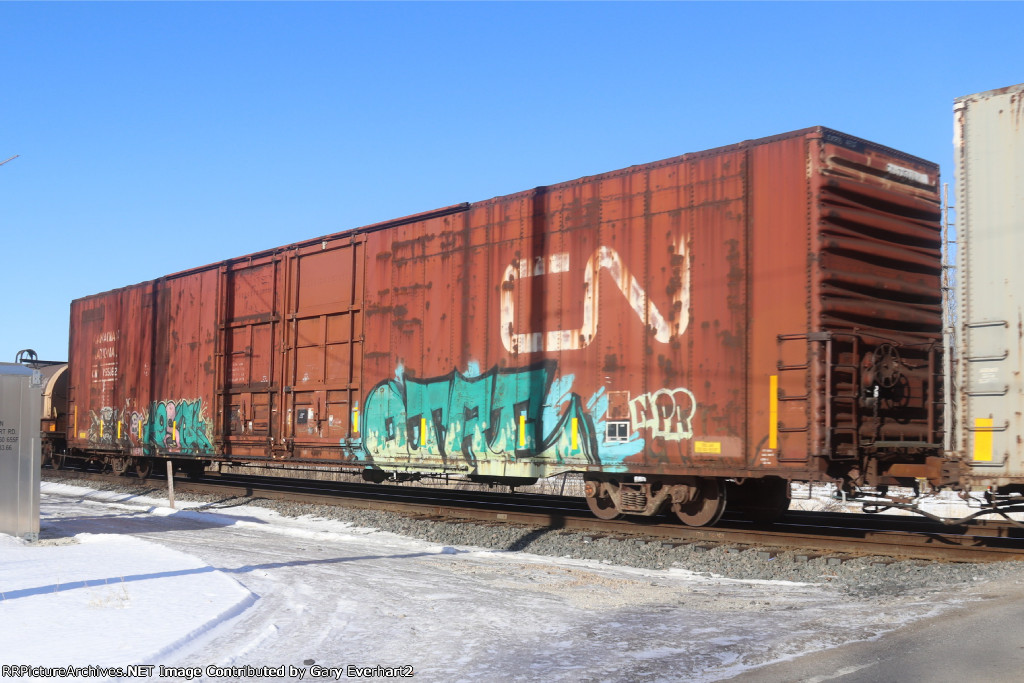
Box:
[804,129,946,497]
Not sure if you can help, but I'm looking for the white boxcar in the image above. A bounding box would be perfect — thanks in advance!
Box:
[954,82,1024,487]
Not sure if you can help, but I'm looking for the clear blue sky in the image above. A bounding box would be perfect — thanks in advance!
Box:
[1,1,1020,362]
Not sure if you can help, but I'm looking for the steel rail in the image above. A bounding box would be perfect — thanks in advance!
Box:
[43,470,1024,563]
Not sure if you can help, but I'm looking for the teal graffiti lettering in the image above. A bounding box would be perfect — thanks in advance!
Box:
[88,399,213,454]
[362,362,599,466]
[173,400,214,452]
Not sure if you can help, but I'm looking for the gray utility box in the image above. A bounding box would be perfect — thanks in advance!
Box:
[954,83,1024,487]
[0,362,42,540]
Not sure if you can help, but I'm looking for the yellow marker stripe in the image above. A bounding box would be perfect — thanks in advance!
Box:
[99,419,103,438]
[519,414,526,447]
[74,406,78,436]
[420,417,427,446]
[117,421,122,439]
[139,420,143,440]
[571,417,578,451]
[769,375,778,450]
[172,420,178,443]
[353,408,359,433]
[974,417,994,462]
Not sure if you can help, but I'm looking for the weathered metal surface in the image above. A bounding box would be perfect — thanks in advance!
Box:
[14,357,68,438]
[0,363,42,540]
[39,364,68,437]
[67,233,369,464]
[66,128,943,489]
[954,83,1024,486]
[807,133,944,470]
[68,272,220,460]
[361,127,942,484]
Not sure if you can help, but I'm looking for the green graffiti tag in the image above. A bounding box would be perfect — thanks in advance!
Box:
[141,399,213,452]
[362,362,598,466]
[88,399,213,454]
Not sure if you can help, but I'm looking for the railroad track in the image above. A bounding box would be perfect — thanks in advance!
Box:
[42,469,1024,563]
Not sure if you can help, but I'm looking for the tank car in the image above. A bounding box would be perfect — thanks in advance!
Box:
[62,126,955,526]
[15,350,68,469]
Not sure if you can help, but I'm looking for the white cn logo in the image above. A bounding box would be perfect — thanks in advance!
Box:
[500,243,690,354]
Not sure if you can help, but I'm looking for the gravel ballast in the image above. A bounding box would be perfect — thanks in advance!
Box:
[41,473,1024,598]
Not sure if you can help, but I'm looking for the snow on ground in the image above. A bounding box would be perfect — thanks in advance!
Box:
[788,482,1024,523]
[0,533,254,672]
[0,482,1012,682]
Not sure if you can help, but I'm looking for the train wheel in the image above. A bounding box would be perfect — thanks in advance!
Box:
[135,458,153,481]
[584,479,622,520]
[672,478,727,527]
[50,451,65,470]
[110,457,131,477]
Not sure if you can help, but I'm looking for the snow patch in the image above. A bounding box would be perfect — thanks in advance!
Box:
[0,532,256,672]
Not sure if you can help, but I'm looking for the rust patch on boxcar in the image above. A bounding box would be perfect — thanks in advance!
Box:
[391,232,436,258]
[393,283,432,294]
[365,305,395,317]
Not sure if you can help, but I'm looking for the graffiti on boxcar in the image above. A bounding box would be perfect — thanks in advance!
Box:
[87,406,120,445]
[362,361,599,466]
[586,387,646,460]
[500,242,690,354]
[628,387,696,441]
[87,399,213,453]
[141,399,213,451]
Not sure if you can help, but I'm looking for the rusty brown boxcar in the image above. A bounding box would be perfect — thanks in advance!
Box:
[66,126,945,524]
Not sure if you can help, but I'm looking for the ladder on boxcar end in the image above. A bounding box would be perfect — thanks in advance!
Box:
[776,332,862,461]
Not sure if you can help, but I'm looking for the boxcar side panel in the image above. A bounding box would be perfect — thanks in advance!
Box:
[284,236,364,461]
[677,151,748,471]
[66,127,943,492]
[69,293,122,447]
[68,268,220,459]
[157,271,218,456]
[747,135,815,472]
[955,83,1024,486]
[358,144,758,479]
[222,256,279,457]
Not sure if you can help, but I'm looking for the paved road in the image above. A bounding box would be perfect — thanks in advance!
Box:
[728,578,1024,683]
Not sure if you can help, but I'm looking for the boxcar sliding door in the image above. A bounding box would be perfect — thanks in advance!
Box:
[219,259,281,458]
[283,236,364,462]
